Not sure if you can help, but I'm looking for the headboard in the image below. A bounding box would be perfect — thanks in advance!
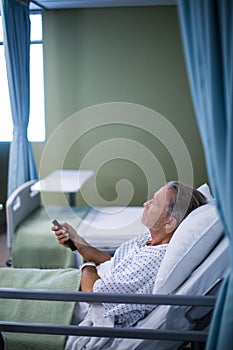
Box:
[6,180,41,248]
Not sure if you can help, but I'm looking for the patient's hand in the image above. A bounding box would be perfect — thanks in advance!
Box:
[51,222,89,249]
[51,222,111,265]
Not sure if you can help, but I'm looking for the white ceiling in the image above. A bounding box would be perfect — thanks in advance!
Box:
[30,0,177,11]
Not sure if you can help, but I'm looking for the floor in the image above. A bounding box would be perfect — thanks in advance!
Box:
[0,232,10,267]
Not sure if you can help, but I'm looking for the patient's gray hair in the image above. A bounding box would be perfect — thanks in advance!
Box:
[165,181,207,227]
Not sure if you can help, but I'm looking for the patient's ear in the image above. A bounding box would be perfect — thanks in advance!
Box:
[164,217,177,233]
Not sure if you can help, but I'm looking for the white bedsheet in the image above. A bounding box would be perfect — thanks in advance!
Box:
[66,305,114,350]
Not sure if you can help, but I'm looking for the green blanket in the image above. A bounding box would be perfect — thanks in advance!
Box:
[12,206,89,269]
[0,267,81,350]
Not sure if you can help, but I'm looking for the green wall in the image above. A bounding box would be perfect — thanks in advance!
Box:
[0,6,208,218]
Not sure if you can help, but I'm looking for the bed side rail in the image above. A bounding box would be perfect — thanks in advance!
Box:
[6,180,40,248]
[0,289,217,348]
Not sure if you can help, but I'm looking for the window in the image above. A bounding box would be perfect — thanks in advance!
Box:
[0,13,45,142]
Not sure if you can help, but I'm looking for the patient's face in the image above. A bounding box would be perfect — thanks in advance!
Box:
[142,186,172,231]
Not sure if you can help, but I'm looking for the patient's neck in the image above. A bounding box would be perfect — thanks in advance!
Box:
[148,228,174,246]
[145,238,170,246]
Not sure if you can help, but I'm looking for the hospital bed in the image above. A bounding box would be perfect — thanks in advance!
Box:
[0,182,229,350]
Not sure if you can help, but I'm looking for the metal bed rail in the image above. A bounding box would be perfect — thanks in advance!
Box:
[0,288,216,347]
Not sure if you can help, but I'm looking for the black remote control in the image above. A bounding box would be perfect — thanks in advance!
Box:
[52,219,77,251]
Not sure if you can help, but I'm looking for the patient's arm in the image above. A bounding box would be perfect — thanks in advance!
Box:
[78,244,111,265]
[52,222,111,265]
[80,266,100,293]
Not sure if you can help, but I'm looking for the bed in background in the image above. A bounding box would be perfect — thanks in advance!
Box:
[6,180,89,268]
[6,180,146,269]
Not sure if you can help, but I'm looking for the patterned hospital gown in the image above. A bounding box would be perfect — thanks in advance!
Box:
[93,231,168,328]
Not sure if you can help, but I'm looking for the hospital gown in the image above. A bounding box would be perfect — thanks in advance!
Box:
[93,231,168,327]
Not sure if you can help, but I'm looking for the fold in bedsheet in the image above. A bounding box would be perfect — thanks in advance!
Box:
[0,267,80,350]
[12,206,90,269]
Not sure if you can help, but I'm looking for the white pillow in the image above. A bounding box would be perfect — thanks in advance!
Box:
[153,199,223,294]
[197,183,214,201]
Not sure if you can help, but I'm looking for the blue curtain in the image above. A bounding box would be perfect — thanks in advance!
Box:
[1,0,37,196]
[178,0,233,348]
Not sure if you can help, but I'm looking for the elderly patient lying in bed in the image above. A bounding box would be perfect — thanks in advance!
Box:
[51,181,207,336]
